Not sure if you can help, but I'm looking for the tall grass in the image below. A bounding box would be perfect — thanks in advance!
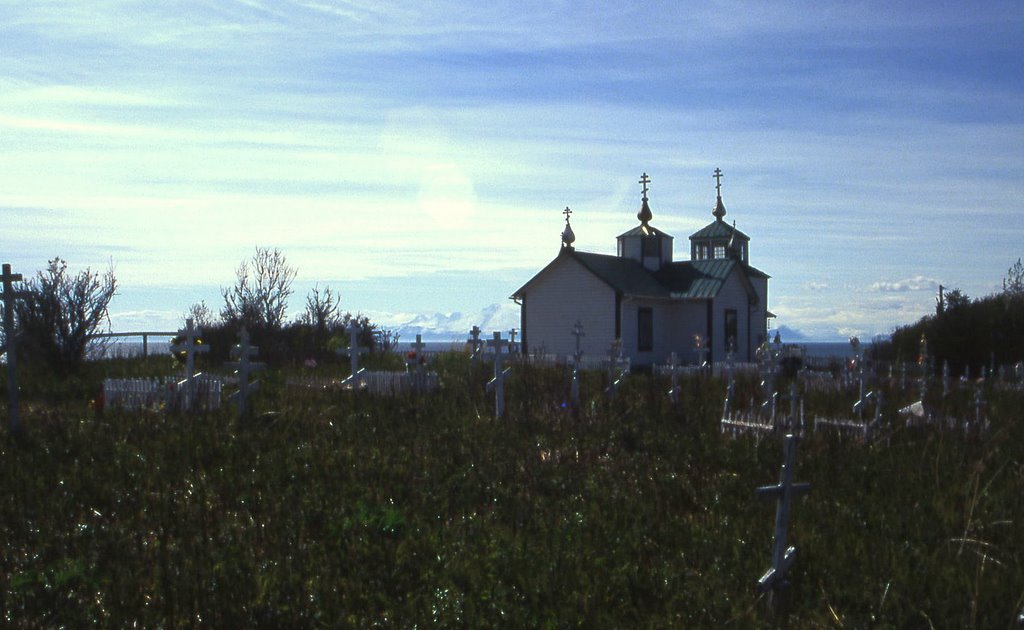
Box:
[0,355,1021,626]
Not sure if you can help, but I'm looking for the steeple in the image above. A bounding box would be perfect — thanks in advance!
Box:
[637,172,653,225]
[616,172,673,271]
[712,167,727,221]
[690,167,750,264]
[560,206,575,251]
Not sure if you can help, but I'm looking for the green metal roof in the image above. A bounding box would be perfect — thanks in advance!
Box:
[688,218,749,242]
[616,223,673,240]
[512,248,768,302]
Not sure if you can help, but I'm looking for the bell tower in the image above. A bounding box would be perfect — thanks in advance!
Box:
[616,172,674,271]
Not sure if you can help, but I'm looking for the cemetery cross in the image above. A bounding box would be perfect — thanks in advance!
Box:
[755,433,812,610]
[1,264,28,436]
[485,331,511,418]
[570,321,585,408]
[342,320,369,386]
[467,325,483,365]
[228,327,265,417]
[170,318,209,410]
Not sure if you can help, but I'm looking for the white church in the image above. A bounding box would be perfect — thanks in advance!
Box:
[511,170,771,367]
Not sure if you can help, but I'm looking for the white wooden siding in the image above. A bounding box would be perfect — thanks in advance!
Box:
[522,257,616,358]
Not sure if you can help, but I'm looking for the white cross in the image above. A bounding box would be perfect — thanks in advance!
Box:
[1,263,28,436]
[572,320,585,363]
[755,434,811,598]
[171,318,210,407]
[486,332,512,417]
[342,320,369,384]
[228,327,265,417]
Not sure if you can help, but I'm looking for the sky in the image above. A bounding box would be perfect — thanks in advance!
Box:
[1,1,1022,341]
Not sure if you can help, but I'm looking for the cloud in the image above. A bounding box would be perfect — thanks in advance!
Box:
[870,276,940,293]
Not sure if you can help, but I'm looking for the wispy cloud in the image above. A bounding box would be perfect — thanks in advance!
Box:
[870,276,941,293]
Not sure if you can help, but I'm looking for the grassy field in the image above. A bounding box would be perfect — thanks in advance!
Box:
[1,355,1022,627]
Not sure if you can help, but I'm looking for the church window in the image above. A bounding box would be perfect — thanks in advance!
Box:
[638,307,653,352]
[714,245,726,259]
[724,309,738,354]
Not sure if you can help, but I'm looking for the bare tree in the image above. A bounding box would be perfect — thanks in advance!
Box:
[300,284,342,332]
[184,300,215,329]
[14,257,117,369]
[1004,257,1024,296]
[221,247,297,330]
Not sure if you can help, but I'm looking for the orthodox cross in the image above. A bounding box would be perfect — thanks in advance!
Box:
[693,333,709,368]
[408,334,427,372]
[572,320,585,363]
[713,167,724,196]
[755,434,811,606]
[171,318,209,404]
[486,331,512,417]
[509,328,518,352]
[1,263,28,436]
[638,172,651,199]
[667,351,681,405]
[605,339,629,399]
[467,325,483,363]
[228,327,265,417]
[563,206,572,222]
[345,320,369,382]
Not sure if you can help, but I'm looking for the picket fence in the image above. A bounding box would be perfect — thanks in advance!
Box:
[288,370,439,396]
[103,374,223,412]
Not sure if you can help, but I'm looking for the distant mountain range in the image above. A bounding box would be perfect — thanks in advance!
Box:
[376,302,521,342]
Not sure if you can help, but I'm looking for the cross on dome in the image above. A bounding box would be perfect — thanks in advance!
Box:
[713,167,724,197]
[639,172,651,200]
[563,206,572,222]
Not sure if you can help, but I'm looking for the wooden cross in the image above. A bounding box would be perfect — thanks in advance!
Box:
[467,325,483,363]
[693,333,709,368]
[972,386,986,430]
[638,172,650,199]
[1,263,28,436]
[227,327,264,417]
[486,331,511,417]
[713,167,724,196]
[572,320,585,363]
[509,328,518,352]
[605,339,629,399]
[755,434,811,601]
[341,320,369,384]
[170,318,209,406]
[408,334,427,373]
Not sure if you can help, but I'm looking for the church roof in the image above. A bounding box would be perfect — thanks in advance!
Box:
[512,249,768,302]
[689,219,749,242]
[616,223,673,240]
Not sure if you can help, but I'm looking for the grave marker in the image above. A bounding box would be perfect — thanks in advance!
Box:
[755,434,811,610]
[1,263,28,436]
[170,318,209,409]
[605,338,629,398]
[570,321,584,409]
[485,331,511,417]
[227,327,264,417]
[467,325,483,365]
[693,333,709,369]
[667,351,681,404]
[340,320,369,387]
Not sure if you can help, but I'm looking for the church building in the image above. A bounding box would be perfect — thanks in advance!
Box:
[511,170,771,367]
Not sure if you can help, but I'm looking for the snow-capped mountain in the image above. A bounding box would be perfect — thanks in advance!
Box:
[373,302,521,341]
